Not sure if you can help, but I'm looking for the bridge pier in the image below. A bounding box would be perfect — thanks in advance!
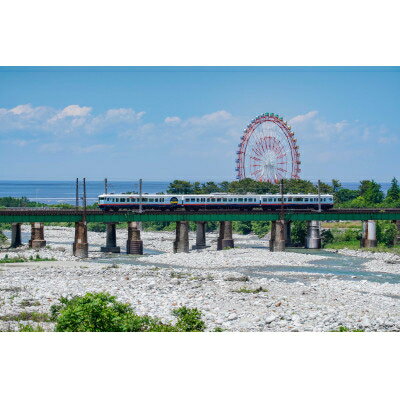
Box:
[364,220,377,248]
[73,221,88,258]
[127,222,143,255]
[284,221,292,246]
[394,220,400,245]
[217,221,225,250]
[306,220,321,249]
[173,221,189,253]
[29,223,46,249]
[101,223,120,253]
[222,221,234,249]
[192,221,207,250]
[269,220,285,252]
[11,223,22,247]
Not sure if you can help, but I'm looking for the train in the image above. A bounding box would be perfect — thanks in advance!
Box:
[98,193,334,211]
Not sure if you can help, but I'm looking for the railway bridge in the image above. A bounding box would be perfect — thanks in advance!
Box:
[1,208,400,258]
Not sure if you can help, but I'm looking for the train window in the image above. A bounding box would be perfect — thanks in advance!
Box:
[222,198,227,202]
[191,198,195,202]
[202,198,205,202]
[228,198,233,202]
[244,198,247,202]
[185,198,190,202]
[211,198,215,202]
[159,198,163,202]
[288,197,292,202]
[217,198,221,202]
[143,198,147,202]
[116,198,119,202]
[304,198,309,202]
[284,198,287,202]
[155,199,158,202]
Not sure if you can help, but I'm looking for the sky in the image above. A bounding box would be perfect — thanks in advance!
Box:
[0,67,399,182]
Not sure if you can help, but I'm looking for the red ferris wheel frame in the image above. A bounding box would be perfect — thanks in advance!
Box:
[235,113,301,183]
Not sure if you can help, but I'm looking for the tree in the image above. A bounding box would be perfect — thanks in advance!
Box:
[334,188,359,204]
[386,177,400,202]
[359,180,384,204]
[332,179,341,192]
[167,180,193,194]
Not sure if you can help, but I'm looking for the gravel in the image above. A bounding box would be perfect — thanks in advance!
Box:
[0,226,399,332]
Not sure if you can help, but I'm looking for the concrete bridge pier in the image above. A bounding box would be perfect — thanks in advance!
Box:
[127,222,143,255]
[364,220,377,248]
[269,220,285,252]
[360,221,367,247]
[29,222,46,249]
[11,223,22,247]
[101,223,120,253]
[394,220,400,245]
[192,221,207,250]
[221,221,234,249]
[73,221,88,258]
[306,220,321,249]
[173,221,189,253]
[284,221,292,247]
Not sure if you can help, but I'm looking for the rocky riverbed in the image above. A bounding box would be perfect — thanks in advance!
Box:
[1,226,400,332]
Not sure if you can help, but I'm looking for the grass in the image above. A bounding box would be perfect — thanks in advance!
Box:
[0,254,57,263]
[20,300,41,307]
[232,286,268,294]
[331,326,365,332]
[322,221,362,229]
[170,271,191,279]
[324,242,400,255]
[0,311,51,322]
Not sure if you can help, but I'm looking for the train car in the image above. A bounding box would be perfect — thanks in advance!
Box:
[98,193,334,211]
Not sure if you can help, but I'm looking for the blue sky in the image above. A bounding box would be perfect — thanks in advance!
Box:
[0,67,399,182]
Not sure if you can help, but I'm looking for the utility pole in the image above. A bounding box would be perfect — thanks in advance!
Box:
[104,178,108,194]
[318,179,322,212]
[138,178,143,229]
[83,177,87,221]
[75,178,79,210]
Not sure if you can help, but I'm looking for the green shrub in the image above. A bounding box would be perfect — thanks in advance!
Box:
[251,221,271,237]
[19,324,45,332]
[0,230,7,244]
[321,229,334,245]
[233,221,252,235]
[52,292,206,332]
[291,221,307,246]
[87,222,107,232]
[172,307,205,332]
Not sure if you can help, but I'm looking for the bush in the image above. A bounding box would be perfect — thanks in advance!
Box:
[233,221,252,235]
[0,230,7,244]
[291,221,307,246]
[87,222,107,232]
[51,292,206,332]
[321,229,334,245]
[251,221,271,238]
[377,221,397,246]
[172,307,205,332]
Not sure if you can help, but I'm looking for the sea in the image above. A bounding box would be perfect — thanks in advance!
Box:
[0,180,392,206]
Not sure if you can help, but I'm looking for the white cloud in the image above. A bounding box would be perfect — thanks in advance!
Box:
[49,105,92,122]
[289,110,318,124]
[10,104,35,115]
[164,116,181,124]
[183,110,233,127]
[75,144,114,153]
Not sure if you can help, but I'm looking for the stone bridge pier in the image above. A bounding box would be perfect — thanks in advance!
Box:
[269,220,285,252]
[192,221,207,250]
[73,221,88,258]
[173,221,189,253]
[101,222,120,253]
[217,221,234,250]
[29,222,46,249]
[127,222,143,255]
[11,223,22,248]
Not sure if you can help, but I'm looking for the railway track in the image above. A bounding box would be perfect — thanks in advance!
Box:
[1,207,400,215]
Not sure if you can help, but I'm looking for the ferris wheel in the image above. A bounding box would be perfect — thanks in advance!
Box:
[235,113,301,183]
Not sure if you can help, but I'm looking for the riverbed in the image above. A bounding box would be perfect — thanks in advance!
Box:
[1,226,400,332]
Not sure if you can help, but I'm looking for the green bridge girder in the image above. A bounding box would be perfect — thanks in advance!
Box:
[1,210,400,223]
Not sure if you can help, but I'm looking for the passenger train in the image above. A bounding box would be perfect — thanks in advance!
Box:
[98,193,334,211]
